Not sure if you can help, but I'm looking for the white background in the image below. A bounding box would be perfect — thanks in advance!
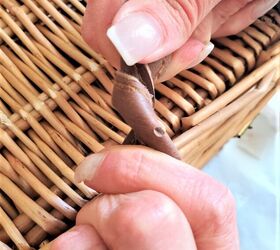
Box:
[204,91,279,250]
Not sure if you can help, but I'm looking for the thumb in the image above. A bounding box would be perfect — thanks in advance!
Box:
[107,0,219,66]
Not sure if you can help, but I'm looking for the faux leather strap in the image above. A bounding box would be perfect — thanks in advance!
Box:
[112,59,180,159]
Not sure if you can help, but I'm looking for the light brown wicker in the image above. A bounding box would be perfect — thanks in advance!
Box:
[0,1,279,249]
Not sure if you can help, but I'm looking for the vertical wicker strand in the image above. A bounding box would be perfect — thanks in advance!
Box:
[0,173,67,235]
[36,0,81,38]
[0,7,62,78]
[28,130,96,199]
[7,54,95,137]
[19,47,92,114]
[0,99,11,117]
[42,123,85,165]
[68,0,86,14]
[0,87,66,158]
[0,193,18,219]
[80,94,131,134]
[20,142,87,207]
[0,126,50,186]
[0,110,47,161]
[0,206,31,250]
[32,38,114,114]
[0,73,27,106]
[0,49,37,96]
[61,29,115,77]
[5,153,77,220]
[22,0,70,42]
[0,153,34,197]
[1,0,71,66]
[1,46,52,84]
[0,66,76,145]
[51,0,83,25]
[37,26,114,94]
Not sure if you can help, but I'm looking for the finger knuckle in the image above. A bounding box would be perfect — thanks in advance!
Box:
[208,185,236,229]
[115,191,179,237]
[166,0,197,26]
[114,149,149,188]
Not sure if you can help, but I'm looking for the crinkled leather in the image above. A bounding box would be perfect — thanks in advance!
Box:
[112,59,180,159]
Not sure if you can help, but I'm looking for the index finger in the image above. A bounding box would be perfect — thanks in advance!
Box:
[75,146,239,250]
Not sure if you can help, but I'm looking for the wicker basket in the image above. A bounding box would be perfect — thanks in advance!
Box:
[0,0,279,249]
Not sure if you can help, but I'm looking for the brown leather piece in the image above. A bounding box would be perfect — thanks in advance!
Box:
[112,60,180,159]
[120,60,155,101]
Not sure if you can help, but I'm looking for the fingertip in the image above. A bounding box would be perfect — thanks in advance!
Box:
[81,2,100,53]
[76,190,196,250]
[75,146,151,187]
[51,225,106,250]
[74,153,106,184]
[107,11,163,66]
[82,0,124,67]
[158,38,206,82]
[50,226,83,250]
[187,41,214,68]
[107,0,192,65]
[213,0,278,38]
[79,146,186,193]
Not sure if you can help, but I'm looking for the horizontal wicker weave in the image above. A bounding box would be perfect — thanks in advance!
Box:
[0,0,279,249]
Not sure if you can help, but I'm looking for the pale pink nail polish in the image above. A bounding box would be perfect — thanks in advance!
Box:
[188,42,214,68]
[107,12,163,66]
[74,153,105,183]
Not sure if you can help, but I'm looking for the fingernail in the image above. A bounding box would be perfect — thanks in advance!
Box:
[188,42,214,68]
[107,12,162,66]
[74,153,106,183]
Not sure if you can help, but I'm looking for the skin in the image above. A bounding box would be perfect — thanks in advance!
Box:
[81,0,278,81]
[51,146,239,250]
[52,1,278,249]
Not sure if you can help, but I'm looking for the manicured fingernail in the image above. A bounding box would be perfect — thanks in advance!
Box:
[107,12,162,66]
[188,42,214,68]
[74,153,105,183]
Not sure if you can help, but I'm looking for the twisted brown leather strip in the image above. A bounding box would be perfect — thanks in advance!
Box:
[112,59,180,159]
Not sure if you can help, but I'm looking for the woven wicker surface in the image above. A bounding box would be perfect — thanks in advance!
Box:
[0,1,279,249]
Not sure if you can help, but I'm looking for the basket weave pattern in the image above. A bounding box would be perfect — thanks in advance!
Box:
[0,1,279,249]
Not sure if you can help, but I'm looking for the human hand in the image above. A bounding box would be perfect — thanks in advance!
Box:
[51,146,239,250]
[81,0,278,81]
